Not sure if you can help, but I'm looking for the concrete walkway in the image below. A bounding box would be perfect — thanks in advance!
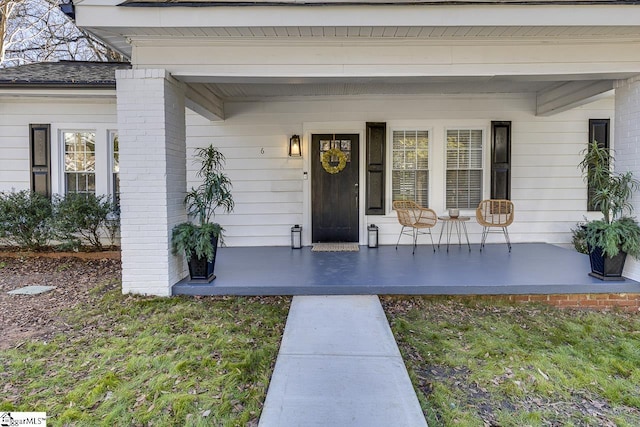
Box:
[258,295,428,427]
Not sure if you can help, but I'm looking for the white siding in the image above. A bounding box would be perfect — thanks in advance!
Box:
[0,91,613,250]
[184,93,614,248]
[0,96,117,194]
[185,115,304,246]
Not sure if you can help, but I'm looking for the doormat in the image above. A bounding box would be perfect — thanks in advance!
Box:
[311,243,360,252]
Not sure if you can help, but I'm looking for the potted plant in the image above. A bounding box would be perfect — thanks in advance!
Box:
[171,145,234,281]
[579,141,640,280]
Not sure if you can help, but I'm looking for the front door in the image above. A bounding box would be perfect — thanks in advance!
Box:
[312,133,359,242]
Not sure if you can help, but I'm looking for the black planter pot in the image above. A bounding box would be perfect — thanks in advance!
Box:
[588,245,627,281]
[187,234,218,282]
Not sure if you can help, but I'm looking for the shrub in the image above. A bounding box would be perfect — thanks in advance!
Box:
[0,190,54,250]
[53,193,118,251]
[583,217,640,259]
[104,208,120,249]
[171,145,234,264]
[171,222,223,261]
[571,223,588,254]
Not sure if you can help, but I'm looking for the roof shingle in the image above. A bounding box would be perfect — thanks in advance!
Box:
[0,61,131,88]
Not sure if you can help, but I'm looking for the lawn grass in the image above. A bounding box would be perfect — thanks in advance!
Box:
[383,297,640,427]
[1,279,290,426]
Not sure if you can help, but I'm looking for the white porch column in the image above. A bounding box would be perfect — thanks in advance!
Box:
[614,76,640,281]
[116,69,187,296]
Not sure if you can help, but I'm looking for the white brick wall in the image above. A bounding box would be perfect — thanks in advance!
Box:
[116,69,187,296]
[614,77,640,281]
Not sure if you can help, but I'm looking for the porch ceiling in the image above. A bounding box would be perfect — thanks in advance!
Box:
[183,75,625,101]
[179,73,630,119]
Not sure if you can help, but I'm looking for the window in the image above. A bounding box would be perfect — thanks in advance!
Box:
[446,129,483,209]
[63,131,95,195]
[110,131,120,206]
[392,130,429,206]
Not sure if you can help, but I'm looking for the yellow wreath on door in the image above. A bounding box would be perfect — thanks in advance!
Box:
[321,148,347,174]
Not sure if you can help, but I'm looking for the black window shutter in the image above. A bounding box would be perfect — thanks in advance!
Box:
[588,119,610,211]
[491,121,511,200]
[29,124,51,198]
[366,122,386,215]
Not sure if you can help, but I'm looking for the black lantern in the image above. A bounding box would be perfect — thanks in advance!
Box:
[291,224,302,249]
[289,135,301,157]
[368,224,379,248]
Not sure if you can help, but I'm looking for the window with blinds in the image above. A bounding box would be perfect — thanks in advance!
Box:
[63,131,96,195]
[392,130,429,207]
[446,129,483,209]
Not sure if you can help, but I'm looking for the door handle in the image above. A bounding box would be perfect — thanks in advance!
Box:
[355,183,359,207]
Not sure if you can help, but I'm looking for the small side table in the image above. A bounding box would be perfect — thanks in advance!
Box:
[438,216,471,252]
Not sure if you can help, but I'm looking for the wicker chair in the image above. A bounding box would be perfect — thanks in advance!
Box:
[393,200,438,254]
[476,199,514,252]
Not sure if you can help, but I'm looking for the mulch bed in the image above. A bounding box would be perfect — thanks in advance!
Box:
[0,253,121,350]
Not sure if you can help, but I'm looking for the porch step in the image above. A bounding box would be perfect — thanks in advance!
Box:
[258,295,428,427]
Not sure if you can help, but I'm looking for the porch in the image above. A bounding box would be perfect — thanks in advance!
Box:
[172,243,640,297]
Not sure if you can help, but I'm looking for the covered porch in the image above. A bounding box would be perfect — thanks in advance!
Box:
[71,1,640,297]
[173,243,640,296]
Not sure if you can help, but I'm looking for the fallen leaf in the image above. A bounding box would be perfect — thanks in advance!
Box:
[537,368,550,381]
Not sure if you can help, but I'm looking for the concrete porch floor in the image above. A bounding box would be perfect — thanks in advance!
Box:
[172,243,640,296]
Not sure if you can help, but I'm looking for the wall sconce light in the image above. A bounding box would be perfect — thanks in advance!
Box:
[289,135,301,157]
[368,224,379,248]
[291,224,302,249]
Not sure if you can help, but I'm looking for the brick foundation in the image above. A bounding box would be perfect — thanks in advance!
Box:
[478,293,640,312]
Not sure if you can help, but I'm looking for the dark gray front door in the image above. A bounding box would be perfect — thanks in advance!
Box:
[311,133,359,242]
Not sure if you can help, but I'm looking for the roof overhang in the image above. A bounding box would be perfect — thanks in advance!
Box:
[75,2,640,57]
[0,88,117,99]
[71,1,640,115]
[0,83,115,89]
